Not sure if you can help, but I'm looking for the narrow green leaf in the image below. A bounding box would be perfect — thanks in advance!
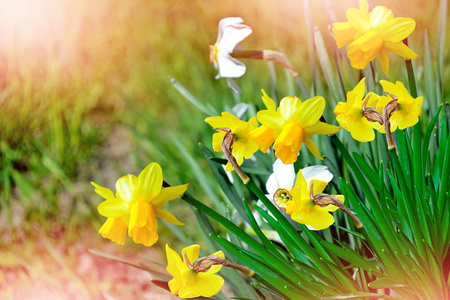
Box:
[368,278,406,289]
[321,241,385,278]
[170,77,218,116]
[314,27,345,103]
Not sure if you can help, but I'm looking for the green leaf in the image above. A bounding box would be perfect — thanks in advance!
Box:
[321,241,385,278]
[170,77,218,116]
[321,291,402,299]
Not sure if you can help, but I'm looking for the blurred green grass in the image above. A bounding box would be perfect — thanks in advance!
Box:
[0,0,447,237]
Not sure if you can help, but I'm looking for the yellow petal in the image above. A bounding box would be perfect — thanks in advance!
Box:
[304,122,341,136]
[279,96,302,121]
[293,169,307,190]
[347,7,370,32]
[334,102,347,116]
[336,114,351,132]
[383,41,419,59]
[91,182,115,200]
[349,117,376,142]
[359,0,369,14]
[205,111,240,130]
[332,22,357,48]
[212,131,226,152]
[97,197,129,218]
[369,6,393,29]
[231,141,246,166]
[98,217,128,245]
[137,162,163,202]
[381,17,416,42]
[379,49,390,78]
[156,208,184,226]
[182,245,201,267]
[115,174,138,204]
[303,136,323,160]
[365,92,380,108]
[310,179,328,195]
[166,244,182,267]
[306,206,335,230]
[261,89,276,111]
[296,96,325,127]
[257,110,284,129]
[193,273,225,297]
[152,184,189,208]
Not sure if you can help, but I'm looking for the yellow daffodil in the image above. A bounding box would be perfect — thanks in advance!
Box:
[285,170,345,230]
[205,111,259,171]
[92,163,188,247]
[334,78,380,142]
[376,80,423,133]
[252,90,340,164]
[166,244,225,299]
[332,0,419,77]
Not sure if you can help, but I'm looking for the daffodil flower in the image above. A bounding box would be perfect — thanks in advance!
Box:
[375,80,423,133]
[285,170,344,230]
[334,78,381,142]
[265,159,333,209]
[332,0,419,77]
[209,17,252,79]
[92,163,188,247]
[252,90,341,164]
[205,111,259,171]
[166,244,225,299]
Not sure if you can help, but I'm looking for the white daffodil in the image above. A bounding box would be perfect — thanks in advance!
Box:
[257,159,333,230]
[266,159,333,210]
[209,17,252,79]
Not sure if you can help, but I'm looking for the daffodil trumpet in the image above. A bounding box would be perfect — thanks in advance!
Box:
[230,49,298,77]
[214,126,251,184]
[310,182,363,229]
[183,251,255,277]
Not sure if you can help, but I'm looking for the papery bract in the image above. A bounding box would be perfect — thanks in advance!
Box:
[166,244,225,298]
[92,163,188,247]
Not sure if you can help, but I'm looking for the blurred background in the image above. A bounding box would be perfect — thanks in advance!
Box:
[0,0,446,298]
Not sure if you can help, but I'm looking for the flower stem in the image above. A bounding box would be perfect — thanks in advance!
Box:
[404,39,418,98]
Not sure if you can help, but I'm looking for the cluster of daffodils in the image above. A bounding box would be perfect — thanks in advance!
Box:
[91,0,424,298]
[334,77,423,146]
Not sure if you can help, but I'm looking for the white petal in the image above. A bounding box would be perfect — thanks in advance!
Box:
[273,159,296,189]
[217,18,252,52]
[217,54,246,78]
[266,174,279,196]
[301,166,333,187]
[306,225,320,231]
[217,17,245,42]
